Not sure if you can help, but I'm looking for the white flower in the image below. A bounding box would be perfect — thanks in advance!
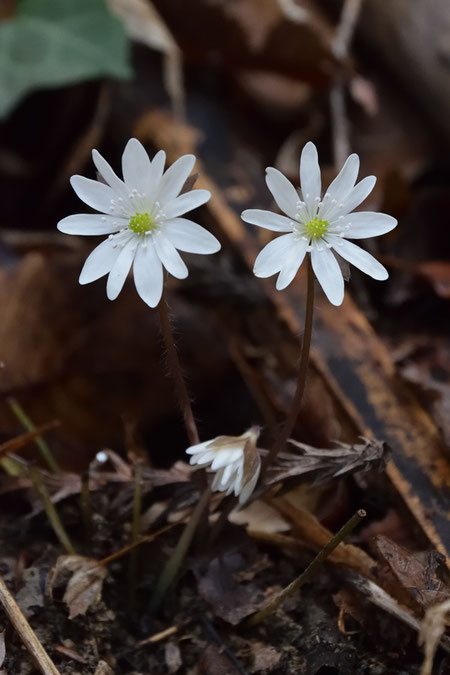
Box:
[57,139,221,308]
[241,142,397,305]
[186,427,261,504]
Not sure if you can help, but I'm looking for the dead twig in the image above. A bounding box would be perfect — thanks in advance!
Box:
[0,575,61,675]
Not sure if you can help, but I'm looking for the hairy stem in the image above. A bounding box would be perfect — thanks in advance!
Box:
[158,291,200,446]
[262,258,315,473]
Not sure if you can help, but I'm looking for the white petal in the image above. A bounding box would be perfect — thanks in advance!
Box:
[163,218,221,254]
[253,233,295,278]
[70,175,115,213]
[300,141,321,206]
[158,155,196,204]
[153,232,188,279]
[92,149,128,199]
[79,233,131,284]
[341,211,397,239]
[106,238,137,300]
[57,214,125,236]
[241,209,294,232]
[310,245,344,306]
[133,239,164,308]
[162,190,210,219]
[210,448,243,470]
[328,236,388,280]
[325,153,360,204]
[265,168,299,219]
[121,138,152,193]
[186,440,213,456]
[340,175,376,214]
[276,238,309,290]
[219,462,235,487]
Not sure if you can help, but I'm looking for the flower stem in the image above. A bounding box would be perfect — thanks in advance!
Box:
[29,466,76,555]
[243,509,366,627]
[158,290,200,446]
[149,487,211,614]
[262,258,315,473]
[7,397,60,473]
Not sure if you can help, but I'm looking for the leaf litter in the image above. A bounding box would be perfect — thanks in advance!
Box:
[1,0,450,673]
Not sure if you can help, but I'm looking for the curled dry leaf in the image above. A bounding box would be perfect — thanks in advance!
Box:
[50,556,107,620]
[375,535,450,611]
[419,598,450,675]
[267,437,388,490]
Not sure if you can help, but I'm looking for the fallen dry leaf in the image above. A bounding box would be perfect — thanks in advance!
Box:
[198,644,235,675]
[50,556,108,620]
[229,499,290,534]
[249,641,281,673]
[108,0,184,116]
[15,566,45,619]
[419,598,450,675]
[192,547,265,625]
[375,535,450,611]
[267,436,388,489]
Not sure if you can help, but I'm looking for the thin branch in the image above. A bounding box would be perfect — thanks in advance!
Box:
[0,575,61,675]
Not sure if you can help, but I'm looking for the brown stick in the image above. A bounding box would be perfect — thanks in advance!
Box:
[0,575,61,675]
[158,289,200,446]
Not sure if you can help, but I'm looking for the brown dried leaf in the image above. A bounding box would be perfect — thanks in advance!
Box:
[15,567,45,618]
[249,642,281,673]
[192,548,265,625]
[108,0,184,116]
[419,598,450,675]
[268,436,388,489]
[375,536,450,611]
[198,644,235,675]
[229,499,290,534]
[50,556,108,619]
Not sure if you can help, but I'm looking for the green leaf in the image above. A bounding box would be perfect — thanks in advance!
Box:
[0,0,132,118]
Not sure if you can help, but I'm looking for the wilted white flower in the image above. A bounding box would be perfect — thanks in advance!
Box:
[57,139,221,308]
[186,427,261,504]
[241,142,397,305]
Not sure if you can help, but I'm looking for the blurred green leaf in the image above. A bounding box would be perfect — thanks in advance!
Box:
[0,0,131,118]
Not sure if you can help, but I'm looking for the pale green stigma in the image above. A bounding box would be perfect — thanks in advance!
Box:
[129,212,157,234]
[305,216,329,239]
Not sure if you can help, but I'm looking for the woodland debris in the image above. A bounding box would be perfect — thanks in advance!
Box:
[50,555,108,620]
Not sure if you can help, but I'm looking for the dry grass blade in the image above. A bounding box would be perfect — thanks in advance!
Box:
[0,575,60,675]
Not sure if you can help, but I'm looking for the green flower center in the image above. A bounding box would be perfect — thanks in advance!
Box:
[129,212,157,234]
[305,216,329,239]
